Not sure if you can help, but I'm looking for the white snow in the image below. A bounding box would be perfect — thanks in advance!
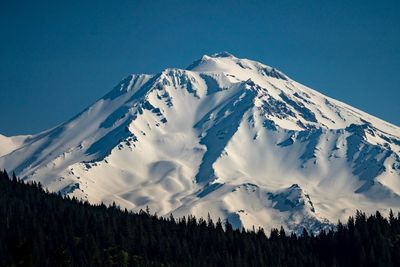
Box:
[0,134,29,157]
[0,53,399,233]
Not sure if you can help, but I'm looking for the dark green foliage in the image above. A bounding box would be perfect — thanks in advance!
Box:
[1,169,400,266]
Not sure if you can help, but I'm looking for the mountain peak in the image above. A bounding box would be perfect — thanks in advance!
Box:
[210,51,235,58]
[186,52,289,82]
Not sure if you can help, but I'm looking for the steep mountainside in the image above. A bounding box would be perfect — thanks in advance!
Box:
[1,52,399,232]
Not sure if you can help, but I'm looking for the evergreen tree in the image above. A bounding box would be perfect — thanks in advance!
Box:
[0,169,399,267]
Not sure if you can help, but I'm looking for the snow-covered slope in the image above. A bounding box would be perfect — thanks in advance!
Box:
[1,52,399,233]
[0,134,29,157]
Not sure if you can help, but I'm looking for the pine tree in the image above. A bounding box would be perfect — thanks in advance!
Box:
[1,169,400,267]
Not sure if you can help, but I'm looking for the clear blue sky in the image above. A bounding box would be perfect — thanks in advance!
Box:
[1,0,399,135]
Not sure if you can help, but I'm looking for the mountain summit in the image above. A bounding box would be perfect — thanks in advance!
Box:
[1,53,399,232]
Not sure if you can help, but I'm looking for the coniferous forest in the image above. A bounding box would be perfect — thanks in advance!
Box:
[1,170,400,267]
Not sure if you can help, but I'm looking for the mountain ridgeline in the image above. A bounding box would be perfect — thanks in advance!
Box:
[0,52,399,232]
[1,170,400,267]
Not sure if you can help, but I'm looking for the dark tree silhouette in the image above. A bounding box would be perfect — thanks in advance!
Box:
[1,169,399,267]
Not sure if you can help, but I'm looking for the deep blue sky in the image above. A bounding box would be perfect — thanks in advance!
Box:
[1,0,399,135]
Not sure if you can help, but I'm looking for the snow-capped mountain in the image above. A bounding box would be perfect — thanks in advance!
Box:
[1,52,399,232]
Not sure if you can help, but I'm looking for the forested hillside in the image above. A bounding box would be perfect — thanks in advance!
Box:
[1,170,400,267]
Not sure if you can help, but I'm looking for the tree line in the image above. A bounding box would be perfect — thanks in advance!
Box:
[1,169,399,267]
